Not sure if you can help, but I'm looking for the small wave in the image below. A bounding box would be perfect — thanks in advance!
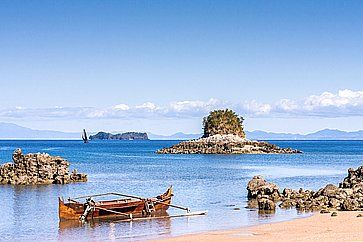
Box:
[247,166,345,179]
[42,147,61,151]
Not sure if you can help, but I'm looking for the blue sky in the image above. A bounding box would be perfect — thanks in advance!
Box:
[0,1,362,134]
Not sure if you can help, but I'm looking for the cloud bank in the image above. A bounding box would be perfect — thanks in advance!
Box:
[1,89,363,120]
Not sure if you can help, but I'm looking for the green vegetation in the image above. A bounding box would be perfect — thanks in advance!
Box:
[202,109,246,138]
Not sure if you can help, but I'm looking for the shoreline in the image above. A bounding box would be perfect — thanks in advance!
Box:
[153,211,363,241]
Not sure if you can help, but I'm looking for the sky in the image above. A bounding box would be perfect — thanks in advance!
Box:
[0,1,362,135]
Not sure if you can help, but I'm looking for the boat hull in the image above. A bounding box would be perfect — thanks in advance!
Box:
[59,187,173,221]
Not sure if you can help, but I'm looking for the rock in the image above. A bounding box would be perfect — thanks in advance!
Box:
[247,176,280,200]
[157,135,302,154]
[279,199,296,209]
[320,209,330,214]
[247,165,363,214]
[233,207,241,210]
[341,198,359,211]
[319,184,339,197]
[0,149,87,185]
[246,199,259,209]
[357,214,363,217]
[331,212,338,217]
[258,198,276,210]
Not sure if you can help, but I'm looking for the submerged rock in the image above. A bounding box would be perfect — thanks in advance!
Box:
[0,148,87,185]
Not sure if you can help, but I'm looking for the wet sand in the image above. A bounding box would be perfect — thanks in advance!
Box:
[155,211,363,242]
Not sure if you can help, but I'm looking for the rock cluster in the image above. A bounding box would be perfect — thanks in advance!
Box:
[157,134,302,154]
[0,148,87,185]
[247,165,363,212]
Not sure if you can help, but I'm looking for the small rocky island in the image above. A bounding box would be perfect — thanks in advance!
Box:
[247,165,363,212]
[0,149,87,185]
[89,131,149,140]
[157,109,301,154]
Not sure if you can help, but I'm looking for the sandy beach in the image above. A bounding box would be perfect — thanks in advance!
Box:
[155,211,363,242]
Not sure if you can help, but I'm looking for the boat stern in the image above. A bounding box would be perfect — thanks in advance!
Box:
[58,197,82,220]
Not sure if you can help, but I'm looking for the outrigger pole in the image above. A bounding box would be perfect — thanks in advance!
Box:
[154,201,190,212]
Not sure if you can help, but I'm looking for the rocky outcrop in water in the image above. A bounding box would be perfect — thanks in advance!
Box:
[247,165,363,212]
[157,134,301,154]
[0,149,87,185]
[89,131,149,140]
[247,175,281,200]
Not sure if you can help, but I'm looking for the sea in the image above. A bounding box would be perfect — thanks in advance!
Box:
[0,140,362,241]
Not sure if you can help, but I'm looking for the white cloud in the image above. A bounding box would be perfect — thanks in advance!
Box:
[238,100,272,115]
[135,102,159,111]
[112,104,130,111]
[1,89,362,120]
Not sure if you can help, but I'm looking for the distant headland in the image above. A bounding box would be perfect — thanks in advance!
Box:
[89,131,149,140]
[157,109,301,154]
[1,122,362,140]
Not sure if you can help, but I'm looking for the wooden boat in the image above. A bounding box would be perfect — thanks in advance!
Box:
[59,186,176,221]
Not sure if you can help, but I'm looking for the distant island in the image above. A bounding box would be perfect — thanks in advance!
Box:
[157,109,301,154]
[89,131,149,140]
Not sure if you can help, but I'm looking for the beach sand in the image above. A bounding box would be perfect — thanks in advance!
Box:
[154,211,363,242]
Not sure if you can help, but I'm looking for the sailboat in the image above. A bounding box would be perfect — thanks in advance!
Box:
[82,129,89,143]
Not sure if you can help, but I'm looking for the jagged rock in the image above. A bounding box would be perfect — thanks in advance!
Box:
[339,166,363,189]
[0,149,87,185]
[247,165,363,213]
[341,198,359,211]
[258,197,276,210]
[331,212,338,217]
[247,175,280,200]
[279,199,296,209]
[317,184,339,197]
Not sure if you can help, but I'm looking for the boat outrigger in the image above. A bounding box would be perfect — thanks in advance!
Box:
[59,186,206,222]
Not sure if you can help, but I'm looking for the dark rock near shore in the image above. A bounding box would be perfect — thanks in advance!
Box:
[90,131,149,140]
[0,148,87,185]
[258,197,276,210]
[247,175,281,200]
[247,165,363,212]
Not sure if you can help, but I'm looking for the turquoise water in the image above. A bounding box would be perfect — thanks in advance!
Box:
[0,140,362,241]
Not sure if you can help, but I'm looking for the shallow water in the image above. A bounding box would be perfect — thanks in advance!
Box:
[0,140,362,241]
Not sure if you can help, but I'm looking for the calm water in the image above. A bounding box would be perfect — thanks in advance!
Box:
[0,140,362,241]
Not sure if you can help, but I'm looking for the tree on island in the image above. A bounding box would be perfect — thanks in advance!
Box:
[202,109,246,138]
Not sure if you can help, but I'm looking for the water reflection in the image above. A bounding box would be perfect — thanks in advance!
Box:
[58,212,172,240]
